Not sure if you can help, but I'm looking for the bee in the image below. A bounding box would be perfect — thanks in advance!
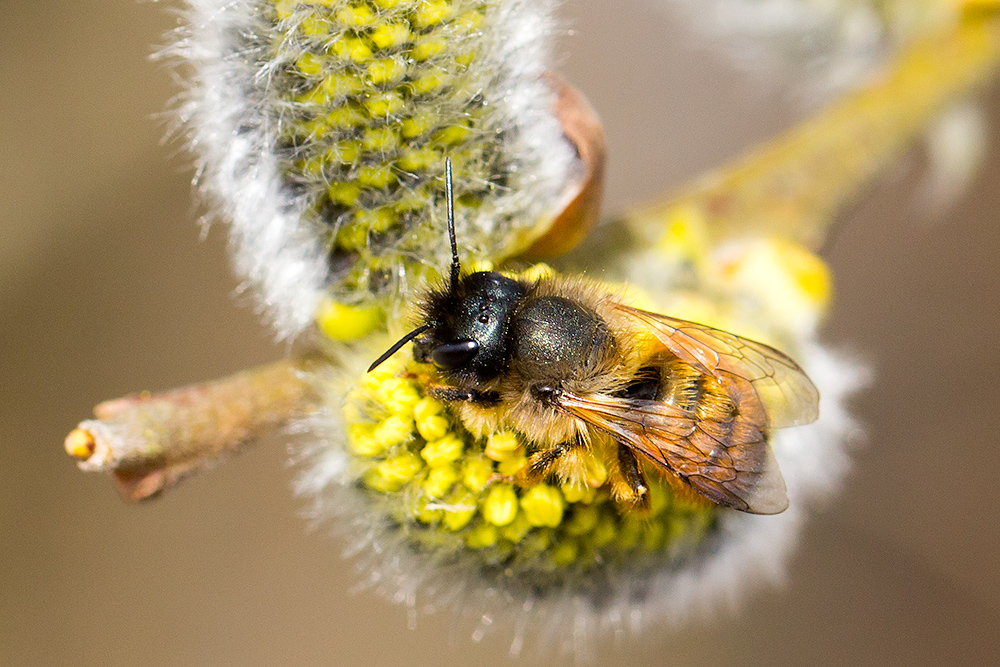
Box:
[369,159,819,514]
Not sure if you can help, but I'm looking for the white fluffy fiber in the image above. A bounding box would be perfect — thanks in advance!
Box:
[165,0,331,336]
[164,0,573,337]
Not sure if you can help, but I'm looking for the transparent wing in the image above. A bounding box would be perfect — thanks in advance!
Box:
[558,391,788,515]
[615,305,819,428]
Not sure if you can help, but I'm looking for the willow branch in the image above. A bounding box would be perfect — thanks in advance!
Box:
[626,14,1000,250]
[65,356,323,501]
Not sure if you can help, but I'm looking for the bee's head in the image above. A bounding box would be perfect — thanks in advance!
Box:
[367,158,527,380]
[413,271,528,381]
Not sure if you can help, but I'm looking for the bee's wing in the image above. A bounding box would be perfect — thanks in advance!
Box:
[615,305,819,428]
[559,392,788,514]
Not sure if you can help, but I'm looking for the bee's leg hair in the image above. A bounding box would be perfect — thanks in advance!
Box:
[427,384,501,406]
[513,443,568,487]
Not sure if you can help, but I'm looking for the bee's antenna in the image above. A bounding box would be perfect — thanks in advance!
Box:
[445,157,461,290]
[368,323,434,373]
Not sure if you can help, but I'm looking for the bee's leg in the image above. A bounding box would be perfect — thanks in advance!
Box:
[509,443,568,487]
[612,445,650,511]
[427,384,500,406]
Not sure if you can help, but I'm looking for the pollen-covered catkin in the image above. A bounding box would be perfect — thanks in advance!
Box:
[169,0,574,337]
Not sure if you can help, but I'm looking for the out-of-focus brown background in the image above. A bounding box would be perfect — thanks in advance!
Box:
[3,1,999,665]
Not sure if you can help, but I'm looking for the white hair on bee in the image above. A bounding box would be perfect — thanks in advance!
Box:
[161,0,574,338]
[293,333,862,660]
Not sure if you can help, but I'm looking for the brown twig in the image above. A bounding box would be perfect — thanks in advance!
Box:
[65,356,323,501]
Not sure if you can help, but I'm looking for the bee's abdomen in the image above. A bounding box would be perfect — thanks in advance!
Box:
[510,296,614,379]
[662,357,736,420]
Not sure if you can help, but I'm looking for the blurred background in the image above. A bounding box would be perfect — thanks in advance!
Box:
[2,1,999,665]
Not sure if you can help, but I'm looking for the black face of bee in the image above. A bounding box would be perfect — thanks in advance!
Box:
[414,271,529,382]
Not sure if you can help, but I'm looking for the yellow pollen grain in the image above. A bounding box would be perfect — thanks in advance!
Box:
[335,5,376,28]
[496,454,527,478]
[300,14,331,37]
[498,512,531,542]
[415,413,449,441]
[484,430,520,461]
[413,397,444,421]
[483,484,519,526]
[307,72,362,102]
[298,155,325,177]
[347,423,385,457]
[364,91,405,117]
[354,207,397,233]
[357,163,395,188]
[327,181,361,206]
[400,110,437,138]
[316,299,383,341]
[376,377,420,414]
[364,452,424,492]
[455,10,484,30]
[362,125,401,152]
[410,70,448,95]
[520,484,565,528]
[411,36,447,61]
[330,37,373,63]
[560,482,596,504]
[583,454,609,488]
[422,464,459,498]
[325,139,362,164]
[325,105,367,129]
[465,522,499,548]
[295,52,325,76]
[420,434,464,467]
[372,414,414,448]
[461,456,494,492]
[397,147,440,172]
[432,125,471,146]
[415,497,443,523]
[370,22,411,49]
[367,57,406,85]
[274,0,297,21]
[413,0,452,28]
[442,492,477,531]
[336,224,369,251]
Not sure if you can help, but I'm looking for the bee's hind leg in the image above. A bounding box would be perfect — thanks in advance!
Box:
[611,445,651,511]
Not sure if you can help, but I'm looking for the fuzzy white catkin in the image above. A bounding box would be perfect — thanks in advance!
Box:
[164,0,575,337]
[295,332,862,660]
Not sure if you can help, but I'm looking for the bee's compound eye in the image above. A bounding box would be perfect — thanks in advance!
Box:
[432,340,479,370]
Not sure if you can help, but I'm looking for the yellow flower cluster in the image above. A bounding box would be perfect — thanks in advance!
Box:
[342,349,717,576]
